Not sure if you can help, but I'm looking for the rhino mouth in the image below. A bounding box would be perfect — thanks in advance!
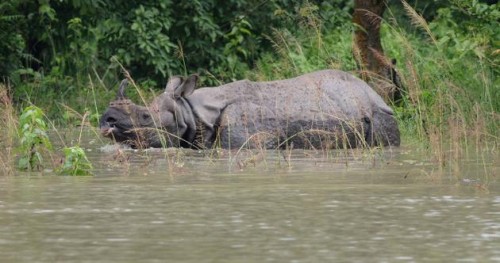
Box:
[101,126,149,148]
[100,126,115,137]
[100,122,133,140]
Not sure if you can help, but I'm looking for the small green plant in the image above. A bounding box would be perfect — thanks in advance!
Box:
[58,146,93,176]
[17,105,53,171]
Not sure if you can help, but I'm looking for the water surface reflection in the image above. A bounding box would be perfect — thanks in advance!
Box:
[0,134,498,262]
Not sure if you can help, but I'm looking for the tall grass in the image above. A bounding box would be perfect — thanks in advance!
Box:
[247,3,498,166]
[0,82,17,175]
[385,3,498,157]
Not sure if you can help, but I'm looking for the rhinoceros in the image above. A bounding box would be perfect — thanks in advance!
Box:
[99,70,400,149]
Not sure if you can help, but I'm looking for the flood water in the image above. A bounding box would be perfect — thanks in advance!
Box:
[0,130,499,262]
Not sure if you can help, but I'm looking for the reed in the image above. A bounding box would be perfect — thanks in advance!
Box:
[395,3,497,156]
[0,82,17,175]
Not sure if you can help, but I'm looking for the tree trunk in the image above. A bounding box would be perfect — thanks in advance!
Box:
[353,0,402,101]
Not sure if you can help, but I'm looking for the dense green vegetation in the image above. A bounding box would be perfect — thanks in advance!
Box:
[1,0,498,152]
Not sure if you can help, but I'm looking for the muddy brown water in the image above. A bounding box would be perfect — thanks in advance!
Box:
[0,130,499,262]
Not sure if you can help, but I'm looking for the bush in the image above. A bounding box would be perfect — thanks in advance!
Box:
[17,105,53,171]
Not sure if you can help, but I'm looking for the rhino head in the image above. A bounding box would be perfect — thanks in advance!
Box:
[99,76,199,148]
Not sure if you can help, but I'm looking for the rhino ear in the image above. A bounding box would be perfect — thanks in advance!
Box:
[173,74,198,99]
[116,79,128,100]
[165,76,184,94]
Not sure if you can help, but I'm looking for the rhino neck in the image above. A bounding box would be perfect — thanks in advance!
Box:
[175,97,198,148]
[186,87,236,148]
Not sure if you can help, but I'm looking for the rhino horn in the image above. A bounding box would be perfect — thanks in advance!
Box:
[116,79,128,100]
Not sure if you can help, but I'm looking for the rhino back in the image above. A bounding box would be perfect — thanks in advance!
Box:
[210,70,393,148]
[229,70,386,113]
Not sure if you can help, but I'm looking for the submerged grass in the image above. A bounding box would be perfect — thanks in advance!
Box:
[0,85,94,176]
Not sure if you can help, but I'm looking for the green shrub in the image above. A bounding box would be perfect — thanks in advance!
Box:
[58,146,93,176]
[17,105,53,171]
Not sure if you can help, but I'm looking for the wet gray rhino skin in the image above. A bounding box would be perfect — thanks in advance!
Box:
[99,70,400,149]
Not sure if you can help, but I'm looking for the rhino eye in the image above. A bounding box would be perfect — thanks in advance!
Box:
[142,113,151,120]
[106,117,117,123]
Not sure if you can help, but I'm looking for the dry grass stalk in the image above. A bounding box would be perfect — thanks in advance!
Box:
[402,0,437,45]
[0,83,17,136]
[0,83,17,175]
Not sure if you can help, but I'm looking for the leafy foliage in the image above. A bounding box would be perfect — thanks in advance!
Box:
[433,1,499,113]
[58,146,93,176]
[1,0,354,82]
[0,2,26,78]
[17,105,53,171]
[380,0,499,144]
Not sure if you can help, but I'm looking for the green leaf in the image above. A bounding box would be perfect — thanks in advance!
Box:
[58,146,93,176]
